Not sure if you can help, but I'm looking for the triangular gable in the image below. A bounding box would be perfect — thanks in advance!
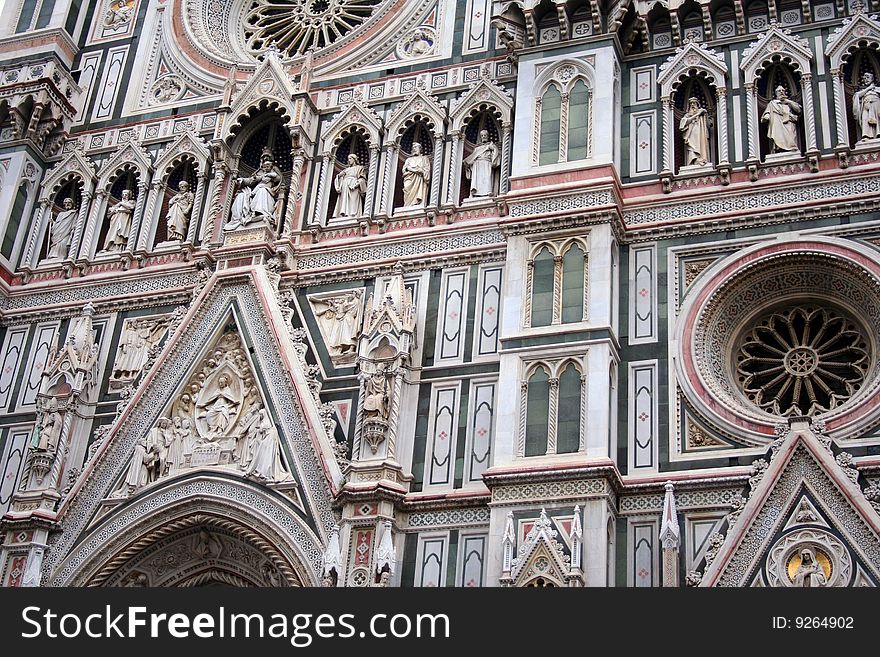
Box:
[223,48,300,141]
[702,422,880,586]
[44,266,342,583]
[153,130,211,179]
[320,101,384,153]
[740,23,813,82]
[385,88,447,140]
[826,9,880,69]
[510,509,571,586]
[42,146,97,195]
[449,73,514,132]
[657,40,728,97]
[96,140,153,188]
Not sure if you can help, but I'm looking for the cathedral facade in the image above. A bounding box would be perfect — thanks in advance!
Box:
[0,0,878,588]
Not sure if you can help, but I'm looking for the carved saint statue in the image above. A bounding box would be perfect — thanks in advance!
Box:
[46,198,77,260]
[762,85,801,154]
[34,398,63,452]
[853,71,880,142]
[124,436,154,491]
[242,407,289,481]
[147,417,173,480]
[195,373,242,439]
[102,189,135,252]
[362,364,391,419]
[792,547,827,587]
[679,97,711,167]
[464,129,500,197]
[313,290,363,359]
[165,181,194,241]
[227,149,284,231]
[401,142,431,207]
[333,153,367,218]
[166,416,187,474]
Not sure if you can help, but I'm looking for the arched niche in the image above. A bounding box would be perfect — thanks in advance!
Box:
[225,111,293,235]
[152,158,200,248]
[674,75,718,172]
[91,166,141,258]
[678,0,705,42]
[757,61,807,157]
[38,175,85,264]
[844,48,880,146]
[312,102,383,230]
[648,4,674,50]
[458,109,503,202]
[324,127,371,225]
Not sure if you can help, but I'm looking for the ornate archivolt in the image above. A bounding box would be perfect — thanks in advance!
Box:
[657,40,730,174]
[826,7,880,150]
[675,236,880,444]
[740,23,817,162]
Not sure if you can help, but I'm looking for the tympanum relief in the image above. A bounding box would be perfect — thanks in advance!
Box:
[115,330,291,496]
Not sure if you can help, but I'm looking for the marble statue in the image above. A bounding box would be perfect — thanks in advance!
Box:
[362,364,391,419]
[401,142,431,207]
[762,86,801,154]
[166,416,186,474]
[193,529,223,559]
[242,407,288,481]
[679,97,711,166]
[46,198,77,260]
[333,153,367,218]
[792,547,827,587]
[464,130,500,197]
[103,0,133,28]
[312,290,363,360]
[102,189,135,252]
[147,417,172,480]
[124,436,154,491]
[109,316,169,389]
[34,398,63,452]
[195,372,242,439]
[165,181,194,241]
[853,71,880,142]
[227,149,284,230]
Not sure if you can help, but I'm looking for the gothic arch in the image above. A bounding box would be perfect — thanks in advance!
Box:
[55,475,320,587]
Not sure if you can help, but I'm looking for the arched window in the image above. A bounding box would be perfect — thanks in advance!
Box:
[531,247,555,327]
[561,243,586,323]
[681,10,703,41]
[567,80,590,161]
[525,366,551,456]
[539,85,562,165]
[556,363,582,453]
[2,183,28,262]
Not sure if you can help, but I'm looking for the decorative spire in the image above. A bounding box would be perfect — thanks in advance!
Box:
[375,519,395,576]
[660,481,680,550]
[569,506,583,572]
[501,510,515,576]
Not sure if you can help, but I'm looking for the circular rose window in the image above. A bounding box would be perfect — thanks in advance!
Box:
[735,306,870,417]
[242,0,383,57]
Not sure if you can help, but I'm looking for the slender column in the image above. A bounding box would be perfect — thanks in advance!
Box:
[716,87,730,165]
[500,123,512,195]
[429,135,443,207]
[135,181,162,252]
[46,406,76,492]
[385,369,405,460]
[203,163,226,243]
[661,97,674,172]
[801,73,818,152]
[517,381,528,456]
[579,373,587,451]
[364,145,380,219]
[77,189,106,259]
[446,131,461,206]
[312,153,332,225]
[126,181,149,253]
[558,93,570,163]
[186,172,208,244]
[552,255,563,325]
[547,377,559,454]
[745,82,759,160]
[831,68,848,148]
[281,150,305,238]
[532,98,542,165]
[68,189,92,262]
[23,199,50,267]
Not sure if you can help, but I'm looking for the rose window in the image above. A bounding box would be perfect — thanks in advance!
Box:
[242,0,383,56]
[735,306,870,417]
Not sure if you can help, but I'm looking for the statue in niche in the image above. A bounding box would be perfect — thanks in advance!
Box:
[791,547,827,587]
[164,181,194,241]
[46,198,77,260]
[362,363,391,420]
[102,189,135,252]
[242,407,290,481]
[853,71,880,142]
[679,97,711,167]
[401,142,431,207]
[194,372,243,440]
[110,316,169,389]
[761,86,801,154]
[227,148,284,231]
[312,290,363,361]
[464,129,500,197]
[34,398,63,452]
[333,153,367,218]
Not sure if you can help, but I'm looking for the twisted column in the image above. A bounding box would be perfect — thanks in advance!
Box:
[186,173,208,244]
[363,145,379,219]
[500,123,512,194]
[23,199,50,267]
[661,96,673,172]
[126,181,149,252]
[801,73,818,152]
[135,181,163,252]
[446,131,461,206]
[312,153,331,226]
[429,135,443,207]
[745,82,758,160]
[716,87,730,165]
[831,69,848,148]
